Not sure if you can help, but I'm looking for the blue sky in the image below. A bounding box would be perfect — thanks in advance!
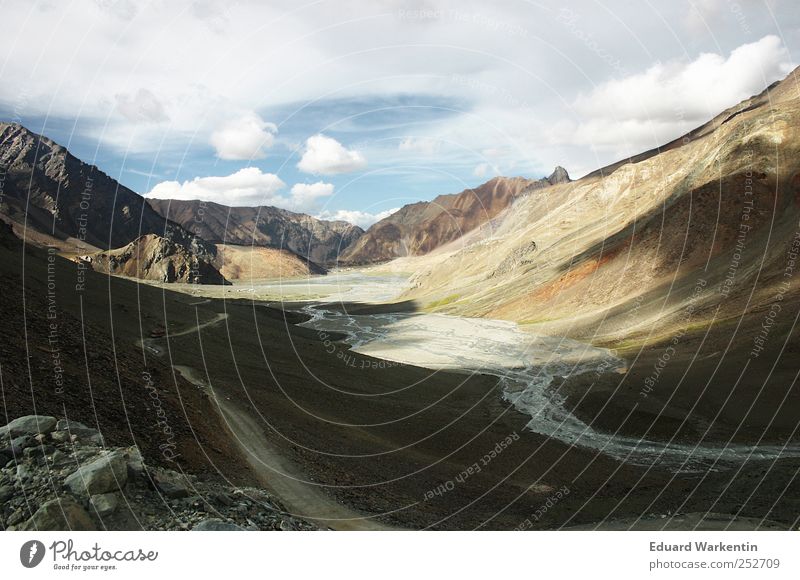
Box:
[2,1,798,227]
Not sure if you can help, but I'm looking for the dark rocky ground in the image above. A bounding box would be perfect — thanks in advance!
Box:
[1,223,798,530]
[0,415,316,531]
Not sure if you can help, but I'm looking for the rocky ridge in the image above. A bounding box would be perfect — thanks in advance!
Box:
[83,233,230,285]
[340,170,570,264]
[147,199,364,267]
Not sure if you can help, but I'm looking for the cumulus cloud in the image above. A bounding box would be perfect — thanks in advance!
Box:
[297,134,367,175]
[317,208,399,228]
[4,2,797,194]
[146,167,286,206]
[146,169,339,213]
[210,113,277,160]
[574,35,792,139]
[562,34,794,158]
[290,181,335,206]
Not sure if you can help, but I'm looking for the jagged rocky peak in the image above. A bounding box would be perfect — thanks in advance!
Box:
[547,166,570,185]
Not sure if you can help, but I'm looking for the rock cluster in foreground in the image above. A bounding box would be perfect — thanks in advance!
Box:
[0,415,318,531]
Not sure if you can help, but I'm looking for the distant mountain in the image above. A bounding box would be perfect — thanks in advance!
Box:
[0,123,229,284]
[147,199,364,267]
[213,244,327,281]
[84,234,229,285]
[405,66,800,339]
[340,170,570,264]
[0,123,186,250]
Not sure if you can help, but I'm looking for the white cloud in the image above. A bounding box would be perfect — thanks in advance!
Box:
[572,35,793,151]
[115,88,168,123]
[145,167,286,206]
[210,113,277,160]
[3,2,797,186]
[297,134,367,175]
[290,181,335,206]
[317,208,399,228]
[145,170,339,213]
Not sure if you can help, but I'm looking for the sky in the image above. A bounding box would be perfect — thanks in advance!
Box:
[1,0,798,227]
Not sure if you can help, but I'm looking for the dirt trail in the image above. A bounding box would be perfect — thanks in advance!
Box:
[173,364,393,531]
[137,308,392,530]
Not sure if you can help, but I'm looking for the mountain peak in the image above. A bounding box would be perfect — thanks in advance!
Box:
[547,166,570,184]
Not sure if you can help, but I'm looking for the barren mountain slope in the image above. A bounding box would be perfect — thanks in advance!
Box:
[404,67,800,343]
[340,170,569,264]
[390,69,800,447]
[0,123,188,250]
[0,123,230,284]
[147,199,363,266]
[213,244,326,281]
[85,234,230,285]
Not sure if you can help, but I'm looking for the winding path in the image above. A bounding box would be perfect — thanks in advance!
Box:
[138,311,392,530]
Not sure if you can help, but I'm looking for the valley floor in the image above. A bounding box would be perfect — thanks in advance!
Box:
[2,240,798,530]
[140,271,800,530]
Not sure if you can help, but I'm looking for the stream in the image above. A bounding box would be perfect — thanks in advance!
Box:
[261,271,800,472]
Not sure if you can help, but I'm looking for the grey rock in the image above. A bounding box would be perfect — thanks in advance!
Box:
[3,435,35,456]
[49,430,75,444]
[89,492,120,518]
[56,419,90,431]
[192,518,244,531]
[8,508,27,525]
[64,450,128,496]
[53,423,104,446]
[15,463,34,482]
[20,497,95,531]
[72,429,104,446]
[124,446,145,477]
[153,470,191,499]
[50,450,69,465]
[0,484,14,502]
[547,165,571,185]
[23,444,54,459]
[215,493,235,507]
[0,416,57,438]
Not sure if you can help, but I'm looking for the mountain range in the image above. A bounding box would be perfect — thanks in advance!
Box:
[1,121,563,282]
[2,67,800,532]
[340,169,570,264]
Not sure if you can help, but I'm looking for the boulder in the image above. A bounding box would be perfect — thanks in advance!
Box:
[49,431,75,444]
[64,450,128,496]
[20,497,95,531]
[0,484,14,502]
[124,446,145,478]
[2,435,35,456]
[192,518,244,531]
[0,416,57,438]
[15,463,34,482]
[56,419,90,431]
[89,492,120,518]
[153,469,191,499]
[50,450,69,465]
[23,444,55,460]
[71,429,104,446]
